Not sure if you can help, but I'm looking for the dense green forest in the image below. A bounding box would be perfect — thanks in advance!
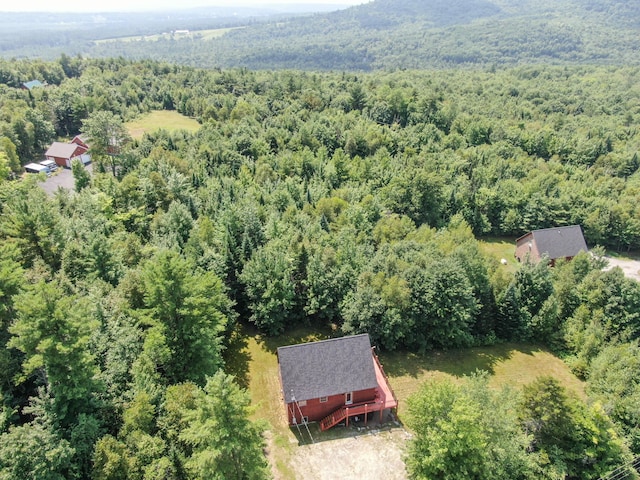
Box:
[197,0,640,70]
[1,58,640,478]
[0,5,343,61]
[4,0,639,70]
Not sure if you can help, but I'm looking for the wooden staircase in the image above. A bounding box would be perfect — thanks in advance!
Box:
[319,406,349,431]
[319,401,382,431]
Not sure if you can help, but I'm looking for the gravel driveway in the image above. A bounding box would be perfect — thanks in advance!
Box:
[288,426,409,480]
[604,256,640,282]
[37,164,92,196]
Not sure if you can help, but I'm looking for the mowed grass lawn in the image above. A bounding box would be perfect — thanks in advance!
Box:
[478,235,519,273]
[226,325,584,479]
[125,110,200,140]
[381,343,585,408]
[224,326,333,479]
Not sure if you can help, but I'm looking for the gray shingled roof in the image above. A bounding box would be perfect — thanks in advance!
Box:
[530,225,588,260]
[278,334,378,403]
[45,142,82,159]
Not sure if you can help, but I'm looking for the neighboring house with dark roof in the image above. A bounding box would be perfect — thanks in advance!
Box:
[277,334,398,431]
[515,225,588,265]
[21,80,44,91]
[71,134,89,149]
[44,141,89,169]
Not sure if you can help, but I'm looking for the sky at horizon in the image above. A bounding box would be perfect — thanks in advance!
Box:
[1,0,367,13]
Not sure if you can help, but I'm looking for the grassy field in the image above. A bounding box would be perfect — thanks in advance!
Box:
[381,343,585,409]
[125,110,200,140]
[95,27,242,44]
[478,235,519,272]
[198,27,245,40]
[227,325,584,479]
[224,326,333,479]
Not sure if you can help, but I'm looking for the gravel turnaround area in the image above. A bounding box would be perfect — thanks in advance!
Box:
[288,426,410,480]
[604,256,640,281]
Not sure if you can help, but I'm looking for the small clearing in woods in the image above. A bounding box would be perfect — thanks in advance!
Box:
[125,110,200,139]
[230,326,584,480]
[604,255,640,281]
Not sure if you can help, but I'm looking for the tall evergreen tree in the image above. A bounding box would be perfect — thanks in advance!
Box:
[180,372,270,480]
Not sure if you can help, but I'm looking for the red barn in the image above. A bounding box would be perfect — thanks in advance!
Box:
[515,225,588,265]
[71,135,89,149]
[45,141,89,169]
[277,334,398,431]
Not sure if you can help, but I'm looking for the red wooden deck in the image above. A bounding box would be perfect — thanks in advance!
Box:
[319,350,398,431]
[373,350,398,410]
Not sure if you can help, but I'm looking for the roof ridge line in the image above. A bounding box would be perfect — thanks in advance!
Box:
[277,333,370,351]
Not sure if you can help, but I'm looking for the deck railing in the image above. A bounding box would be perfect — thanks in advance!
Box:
[319,399,383,431]
[372,348,398,407]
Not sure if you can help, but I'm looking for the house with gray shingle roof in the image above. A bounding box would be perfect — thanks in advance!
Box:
[277,334,397,430]
[45,141,89,169]
[515,225,588,265]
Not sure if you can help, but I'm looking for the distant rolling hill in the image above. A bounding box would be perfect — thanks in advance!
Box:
[195,0,640,69]
[2,0,640,70]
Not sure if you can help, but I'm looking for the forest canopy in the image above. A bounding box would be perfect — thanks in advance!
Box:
[0,57,640,478]
[1,0,640,70]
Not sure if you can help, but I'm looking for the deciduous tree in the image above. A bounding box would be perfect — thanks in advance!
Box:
[82,111,131,176]
[180,372,269,480]
[140,250,229,385]
[406,375,539,480]
[9,281,99,427]
[519,376,630,479]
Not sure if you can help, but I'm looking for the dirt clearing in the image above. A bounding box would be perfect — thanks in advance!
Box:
[604,256,640,281]
[287,425,409,480]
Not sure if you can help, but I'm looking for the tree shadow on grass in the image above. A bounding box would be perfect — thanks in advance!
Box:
[257,324,337,355]
[223,323,252,390]
[381,342,541,379]
[224,321,338,391]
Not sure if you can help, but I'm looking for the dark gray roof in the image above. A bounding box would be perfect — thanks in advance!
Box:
[45,142,82,159]
[278,334,378,403]
[530,225,588,260]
